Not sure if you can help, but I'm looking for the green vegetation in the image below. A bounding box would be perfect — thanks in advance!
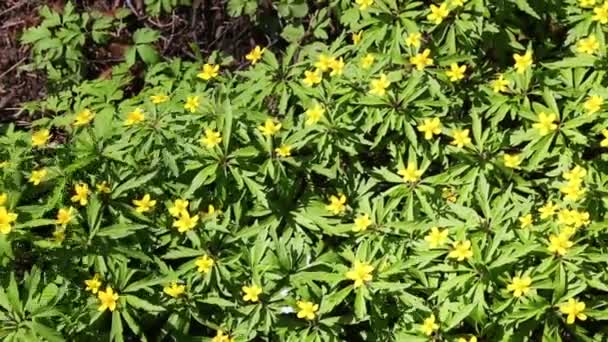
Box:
[2,0,608,341]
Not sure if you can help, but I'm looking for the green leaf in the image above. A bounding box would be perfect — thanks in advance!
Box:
[110,310,124,342]
[200,296,236,307]
[184,164,218,198]
[124,295,165,312]
[112,171,158,199]
[30,321,65,342]
[7,273,22,316]
[133,28,160,44]
[137,44,159,65]
[510,0,540,19]
[281,24,305,43]
[319,286,351,315]
[96,223,147,239]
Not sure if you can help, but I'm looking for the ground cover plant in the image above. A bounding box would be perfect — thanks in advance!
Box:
[1,0,608,341]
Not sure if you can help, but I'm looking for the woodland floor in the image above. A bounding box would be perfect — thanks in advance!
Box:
[0,0,270,123]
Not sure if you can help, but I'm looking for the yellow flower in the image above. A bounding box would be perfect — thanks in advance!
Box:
[513,51,533,74]
[601,129,608,147]
[73,109,95,126]
[405,32,422,48]
[519,214,533,228]
[448,240,473,261]
[507,276,532,298]
[97,286,119,312]
[32,129,51,147]
[425,227,449,248]
[71,183,90,206]
[303,69,322,87]
[560,182,586,202]
[0,207,18,235]
[361,53,375,69]
[296,300,319,320]
[96,181,111,194]
[28,169,48,185]
[195,255,214,274]
[457,337,477,342]
[0,193,6,206]
[557,209,590,228]
[169,199,189,217]
[577,36,599,55]
[559,298,587,324]
[85,274,102,294]
[353,214,372,232]
[584,95,603,114]
[150,93,169,104]
[184,95,200,113]
[410,48,434,70]
[563,165,586,182]
[163,282,186,298]
[203,204,219,218]
[548,233,573,256]
[532,112,558,136]
[356,0,374,10]
[0,161,8,168]
[491,74,510,93]
[369,73,391,96]
[305,103,325,125]
[329,57,345,76]
[314,54,334,72]
[352,31,363,45]
[245,46,265,64]
[197,63,220,80]
[557,209,577,227]
[567,210,590,228]
[420,314,439,336]
[132,194,156,213]
[275,145,292,157]
[503,154,522,169]
[450,128,471,148]
[124,107,145,126]
[212,330,235,342]
[242,284,262,302]
[200,128,222,148]
[445,63,466,82]
[593,2,608,23]
[173,211,200,233]
[56,207,75,226]
[417,117,442,140]
[452,0,467,6]
[345,260,374,288]
[559,182,586,202]
[398,162,423,183]
[538,201,558,219]
[560,166,586,202]
[258,118,282,136]
[427,3,450,25]
[325,194,347,215]
[580,0,596,7]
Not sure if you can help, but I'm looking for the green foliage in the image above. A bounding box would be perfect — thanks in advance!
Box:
[144,0,192,16]
[20,2,129,88]
[6,0,608,341]
[125,28,161,66]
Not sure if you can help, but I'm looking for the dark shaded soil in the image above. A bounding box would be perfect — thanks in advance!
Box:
[0,0,269,122]
[0,0,46,122]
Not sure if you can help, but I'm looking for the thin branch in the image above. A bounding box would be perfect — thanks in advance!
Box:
[0,0,27,18]
[0,56,27,80]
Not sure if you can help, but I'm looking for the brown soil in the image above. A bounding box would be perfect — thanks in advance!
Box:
[0,0,46,123]
[0,0,268,123]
